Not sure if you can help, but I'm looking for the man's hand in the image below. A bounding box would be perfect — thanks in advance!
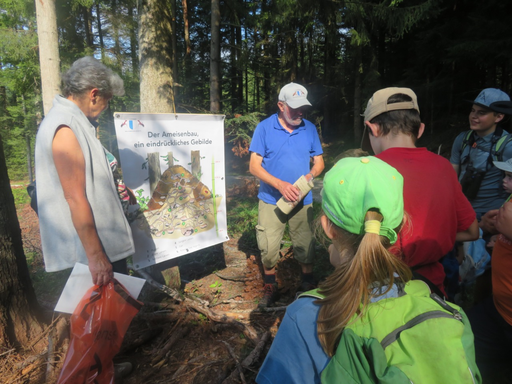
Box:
[479,209,499,235]
[277,180,300,202]
[88,252,114,286]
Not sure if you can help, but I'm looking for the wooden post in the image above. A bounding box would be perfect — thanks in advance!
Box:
[148,152,161,196]
[191,150,200,179]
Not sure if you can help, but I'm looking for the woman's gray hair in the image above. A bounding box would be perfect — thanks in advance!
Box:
[61,56,125,98]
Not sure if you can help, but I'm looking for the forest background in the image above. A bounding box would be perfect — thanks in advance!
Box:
[1,1,512,380]
[1,0,512,181]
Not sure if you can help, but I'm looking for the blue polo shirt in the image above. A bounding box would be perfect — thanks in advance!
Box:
[249,113,323,205]
[450,130,512,218]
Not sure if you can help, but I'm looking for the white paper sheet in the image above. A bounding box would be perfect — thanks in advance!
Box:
[54,262,146,314]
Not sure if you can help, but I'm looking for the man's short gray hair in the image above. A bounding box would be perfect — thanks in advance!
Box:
[61,56,125,98]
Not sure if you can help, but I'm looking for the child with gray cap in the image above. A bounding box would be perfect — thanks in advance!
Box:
[468,156,512,382]
[450,88,512,220]
[256,156,480,384]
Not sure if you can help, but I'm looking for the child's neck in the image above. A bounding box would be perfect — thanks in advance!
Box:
[379,134,417,152]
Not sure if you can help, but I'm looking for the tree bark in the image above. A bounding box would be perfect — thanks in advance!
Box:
[34,0,61,116]
[95,1,105,60]
[0,135,44,349]
[128,3,139,75]
[353,44,363,145]
[210,0,221,112]
[139,0,176,113]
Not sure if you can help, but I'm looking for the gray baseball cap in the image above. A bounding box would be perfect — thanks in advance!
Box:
[278,83,312,109]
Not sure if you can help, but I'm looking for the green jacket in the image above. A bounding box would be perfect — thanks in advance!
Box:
[302,280,481,384]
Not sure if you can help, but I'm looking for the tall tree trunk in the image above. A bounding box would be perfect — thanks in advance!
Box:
[182,0,191,59]
[139,0,176,113]
[229,25,237,113]
[96,1,105,60]
[21,95,33,183]
[128,4,139,75]
[83,5,94,49]
[210,0,221,112]
[170,0,178,93]
[0,135,44,349]
[235,22,243,110]
[34,0,61,116]
[353,44,363,146]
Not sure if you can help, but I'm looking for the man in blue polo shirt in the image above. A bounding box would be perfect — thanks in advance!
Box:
[249,82,324,307]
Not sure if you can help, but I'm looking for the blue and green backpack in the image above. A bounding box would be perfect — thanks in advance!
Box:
[300,280,481,383]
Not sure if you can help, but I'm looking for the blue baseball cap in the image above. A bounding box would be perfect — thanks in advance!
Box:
[468,88,512,114]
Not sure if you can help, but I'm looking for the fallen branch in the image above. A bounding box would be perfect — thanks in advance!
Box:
[184,299,259,343]
[221,332,271,384]
[214,272,256,282]
[120,327,163,355]
[131,265,259,343]
[0,348,15,358]
[151,324,190,365]
[129,264,183,303]
[222,341,246,384]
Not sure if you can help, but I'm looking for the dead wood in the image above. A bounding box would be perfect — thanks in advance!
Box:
[221,331,270,384]
[221,341,246,384]
[46,315,69,382]
[132,266,260,343]
[184,299,259,343]
[130,265,183,302]
[15,350,47,370]
[151,326,190,365]
[120,326,163,355]
[214,272,256,282]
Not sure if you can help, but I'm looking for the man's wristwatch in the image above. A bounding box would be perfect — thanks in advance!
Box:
[307,172,314,181]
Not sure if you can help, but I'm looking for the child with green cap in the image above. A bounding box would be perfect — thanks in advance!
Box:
[256,156,480,384]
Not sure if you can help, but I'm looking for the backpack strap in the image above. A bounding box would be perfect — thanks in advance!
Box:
[461,127,504,169]
[493,132,512,161]
[460,130,475,165]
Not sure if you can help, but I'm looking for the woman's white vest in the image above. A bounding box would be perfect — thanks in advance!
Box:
[35,95,134,272]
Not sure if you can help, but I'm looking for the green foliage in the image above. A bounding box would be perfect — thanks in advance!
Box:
[225,112,264,144]
[11,186,30,207]
[227,197,258,247]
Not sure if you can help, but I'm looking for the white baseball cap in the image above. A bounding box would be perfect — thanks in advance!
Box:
[278,82,312,109]
[494,158,512,173]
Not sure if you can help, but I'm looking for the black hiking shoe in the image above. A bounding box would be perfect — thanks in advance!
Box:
[259,284,279,308]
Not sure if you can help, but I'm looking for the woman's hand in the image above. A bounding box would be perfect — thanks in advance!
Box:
[88,252,114,286]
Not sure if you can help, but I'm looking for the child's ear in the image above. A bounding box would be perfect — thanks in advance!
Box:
[417,123,425,139]
[494,113,505,124]
[365,121,381,137]
[321,215,336,239]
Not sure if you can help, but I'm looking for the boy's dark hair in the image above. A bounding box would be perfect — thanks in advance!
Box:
[370,93,422,139]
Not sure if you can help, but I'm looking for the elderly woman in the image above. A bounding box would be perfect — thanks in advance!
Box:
[35,56,134,286]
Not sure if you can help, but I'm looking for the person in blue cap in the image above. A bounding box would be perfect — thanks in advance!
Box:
[450,88,512,221]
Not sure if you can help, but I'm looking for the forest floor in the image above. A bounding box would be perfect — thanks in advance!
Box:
[5,155,333,384]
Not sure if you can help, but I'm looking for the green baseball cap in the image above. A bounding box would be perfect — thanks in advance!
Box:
[321,156,404,244]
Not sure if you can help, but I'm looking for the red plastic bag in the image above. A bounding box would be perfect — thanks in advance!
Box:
[58,279,143,384]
